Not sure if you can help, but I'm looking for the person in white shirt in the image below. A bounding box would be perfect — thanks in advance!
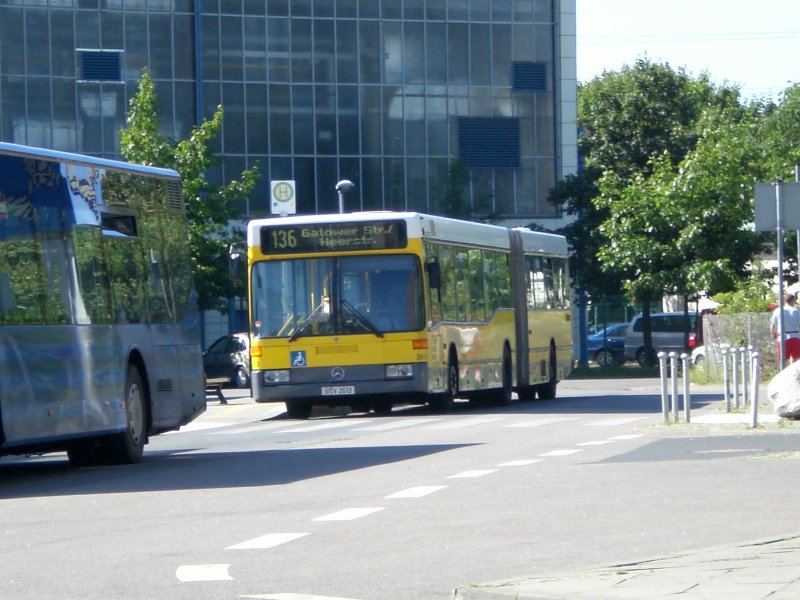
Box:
[771,293,800,365]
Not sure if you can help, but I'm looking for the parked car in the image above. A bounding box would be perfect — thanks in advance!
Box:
[587,322,628,366]
[203,333,251,388]
[624,312,699,367]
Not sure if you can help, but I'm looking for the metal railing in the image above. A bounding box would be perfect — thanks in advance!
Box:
[658,348,761,428]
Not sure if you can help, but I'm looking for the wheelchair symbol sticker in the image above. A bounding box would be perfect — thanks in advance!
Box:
[291,351,307,367]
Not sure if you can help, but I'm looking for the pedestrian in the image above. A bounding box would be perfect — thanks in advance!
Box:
[770,293,800,365]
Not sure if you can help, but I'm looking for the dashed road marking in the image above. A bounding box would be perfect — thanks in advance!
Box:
[313,507,385,521]
[577,440,614,447]
[497,459,543,466]
[611,433,645,440]
[353,417,441,431]
[226,532,310,550]
[385,485,448,498]
[176,564,233,582]
[539,449,582,457]
[277,420,370,433]
[503,417,579,428]
[428,416,507,429]
[447,469,497,478]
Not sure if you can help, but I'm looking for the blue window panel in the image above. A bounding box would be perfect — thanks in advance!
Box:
[80,51,122,81]
[458,117,520,170]
[512,61,546,91]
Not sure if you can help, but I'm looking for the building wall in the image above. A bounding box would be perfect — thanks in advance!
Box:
[0,0,575,226]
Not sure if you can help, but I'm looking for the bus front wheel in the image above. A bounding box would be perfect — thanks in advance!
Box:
[430,352,458,413]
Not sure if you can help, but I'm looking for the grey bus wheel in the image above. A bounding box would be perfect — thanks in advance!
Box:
[105,364,147,464]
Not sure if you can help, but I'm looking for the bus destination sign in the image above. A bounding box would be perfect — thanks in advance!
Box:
[261,219,408,254]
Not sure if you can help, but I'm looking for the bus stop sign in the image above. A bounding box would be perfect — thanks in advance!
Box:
[754,182,800,230]
[271,180,296,215]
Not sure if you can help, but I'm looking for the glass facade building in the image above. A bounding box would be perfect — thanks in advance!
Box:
[0,0,577,225]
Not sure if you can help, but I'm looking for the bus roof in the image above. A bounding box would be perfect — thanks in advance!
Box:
[0,142,180,181]
[248,211,568,256]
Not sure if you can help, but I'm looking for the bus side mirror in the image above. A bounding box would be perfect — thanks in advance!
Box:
[229,243,245,282]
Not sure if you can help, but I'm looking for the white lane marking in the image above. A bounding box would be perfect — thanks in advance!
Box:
[447,469,497,478]
[385,486,448,499]
[214,422,294,435]
[539,449,583,457]
[427,416,507,429]
[277,419,370,433]
[353,418,441,431]
[167,422,236,434]
[611,433,645,440]
[226,532,309,550]
[577,440,614,447]
[497,459,543,466]
[175,564,232,582]
[242,594,362,599]
[588,417,648,426]
[313,507,385,521]
[503,417,579,428]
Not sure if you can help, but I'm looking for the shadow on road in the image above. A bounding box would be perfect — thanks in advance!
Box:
[0,443,474,499]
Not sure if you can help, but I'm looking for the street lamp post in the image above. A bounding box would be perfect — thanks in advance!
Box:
[335,179,355,214]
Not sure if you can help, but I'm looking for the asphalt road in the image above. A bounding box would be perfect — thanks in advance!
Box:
[1,378,798,600]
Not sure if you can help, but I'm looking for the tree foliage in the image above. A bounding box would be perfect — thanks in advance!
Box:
[119,69,259,311]
[574,59,765,307]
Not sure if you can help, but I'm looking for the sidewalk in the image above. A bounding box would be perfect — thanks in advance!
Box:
[452,533,800,599]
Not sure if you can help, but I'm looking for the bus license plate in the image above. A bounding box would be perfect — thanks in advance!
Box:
[321,385,355,396]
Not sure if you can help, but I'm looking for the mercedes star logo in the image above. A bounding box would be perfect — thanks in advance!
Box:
[331,367,346,380]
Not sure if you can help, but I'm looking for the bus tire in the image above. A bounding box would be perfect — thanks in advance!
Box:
[490,346,513,406]
[286,401,312,419]
[536,343,558,400]
[105,364,148,464]
[430,350,458,413]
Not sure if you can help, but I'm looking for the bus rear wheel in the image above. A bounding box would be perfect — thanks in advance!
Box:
[69,364,147,466]
[106,364,147,464]
[536,344,558,400]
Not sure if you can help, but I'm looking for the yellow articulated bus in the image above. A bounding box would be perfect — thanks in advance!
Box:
[236,212,572,419]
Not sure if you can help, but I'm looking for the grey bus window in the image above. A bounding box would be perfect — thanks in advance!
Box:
[100,209,138,238]
[0,273,16,313]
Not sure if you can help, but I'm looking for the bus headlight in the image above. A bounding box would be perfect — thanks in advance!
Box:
[386,364,414,379]
[263,370,290,384]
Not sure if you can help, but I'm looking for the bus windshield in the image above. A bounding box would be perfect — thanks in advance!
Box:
[251,254,424,338]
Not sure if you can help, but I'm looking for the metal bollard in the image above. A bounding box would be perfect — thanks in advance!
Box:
[750,352,761,428]
[669,352,679,422]
[731,347,740,409]
[721,348,731,412]
[658,352,669,423]
[681,353,690,422]
[741,346,749,406]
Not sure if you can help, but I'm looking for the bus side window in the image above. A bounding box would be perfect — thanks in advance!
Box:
[468,248,486,321]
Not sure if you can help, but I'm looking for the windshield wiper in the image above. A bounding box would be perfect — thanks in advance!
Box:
[341,298,384,338]
[289,298,329,342]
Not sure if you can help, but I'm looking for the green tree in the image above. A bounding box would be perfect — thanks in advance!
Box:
[546,165,624,297]
[578,60,756,364]
[119,69,259,311]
